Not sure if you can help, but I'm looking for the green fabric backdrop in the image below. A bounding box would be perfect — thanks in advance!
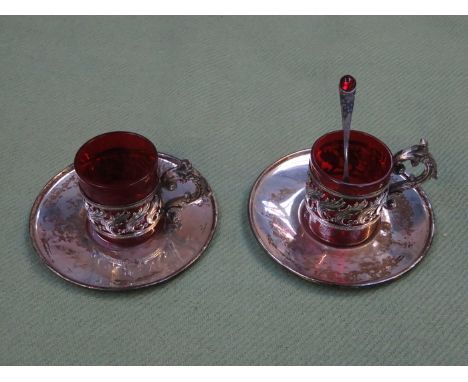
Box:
[1,16,467,365]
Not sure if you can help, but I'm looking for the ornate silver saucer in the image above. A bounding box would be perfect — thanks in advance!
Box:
[30,153,218,291]
[248,149,435,287]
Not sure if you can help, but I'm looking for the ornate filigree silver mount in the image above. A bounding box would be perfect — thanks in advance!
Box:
[306,176,387,228]
[82,159,212,240]
[84,191,162,239]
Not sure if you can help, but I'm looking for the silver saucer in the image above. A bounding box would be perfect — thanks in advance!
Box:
[30,153,218,291]
[248,149,435,287]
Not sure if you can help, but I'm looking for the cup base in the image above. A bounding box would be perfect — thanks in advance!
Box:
[87,219,160,252]
[305,212,381,247]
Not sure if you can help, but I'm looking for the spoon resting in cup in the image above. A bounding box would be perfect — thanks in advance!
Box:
[339,75,357,182]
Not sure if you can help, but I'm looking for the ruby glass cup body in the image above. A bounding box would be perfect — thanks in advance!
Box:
[74,131,162,241]
[305,130,437,246]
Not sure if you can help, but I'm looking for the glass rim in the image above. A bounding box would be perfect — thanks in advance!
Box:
[74,131,158,190]
[310,130,394,190]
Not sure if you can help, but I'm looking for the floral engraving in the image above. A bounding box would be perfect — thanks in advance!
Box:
[84,192,162,238]
[305,173,387,226]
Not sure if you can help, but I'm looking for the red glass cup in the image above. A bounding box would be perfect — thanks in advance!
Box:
[74,131,162,241]
[305,130,437,246]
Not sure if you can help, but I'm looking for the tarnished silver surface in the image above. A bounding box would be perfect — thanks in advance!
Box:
[29,153,218,291]
[248,149,435,287]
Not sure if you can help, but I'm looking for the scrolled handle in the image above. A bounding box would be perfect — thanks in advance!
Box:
[388,138,438,195]
[159,159,211,230]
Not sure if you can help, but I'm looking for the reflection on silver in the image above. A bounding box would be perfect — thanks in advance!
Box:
[29,153,218,291]
[248,149,435,287]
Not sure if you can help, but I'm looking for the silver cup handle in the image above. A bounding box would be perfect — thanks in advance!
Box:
[387,139,437,199]
[160,159,211,230]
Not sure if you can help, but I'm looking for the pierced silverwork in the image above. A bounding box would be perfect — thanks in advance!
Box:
[83,191,162,239]
[305,174,387,227]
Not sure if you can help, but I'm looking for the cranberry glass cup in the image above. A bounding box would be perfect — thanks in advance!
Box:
[305,130,437,246]
[74,131,162,241]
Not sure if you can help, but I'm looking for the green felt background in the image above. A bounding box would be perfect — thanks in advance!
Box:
[1,16,467,365]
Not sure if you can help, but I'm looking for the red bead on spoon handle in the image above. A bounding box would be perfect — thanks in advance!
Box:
[339,75,357,182]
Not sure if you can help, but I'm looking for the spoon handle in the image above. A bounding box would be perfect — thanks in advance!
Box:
[339,75,357,182]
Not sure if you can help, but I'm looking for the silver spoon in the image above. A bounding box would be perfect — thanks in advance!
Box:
[339,75,357,182]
